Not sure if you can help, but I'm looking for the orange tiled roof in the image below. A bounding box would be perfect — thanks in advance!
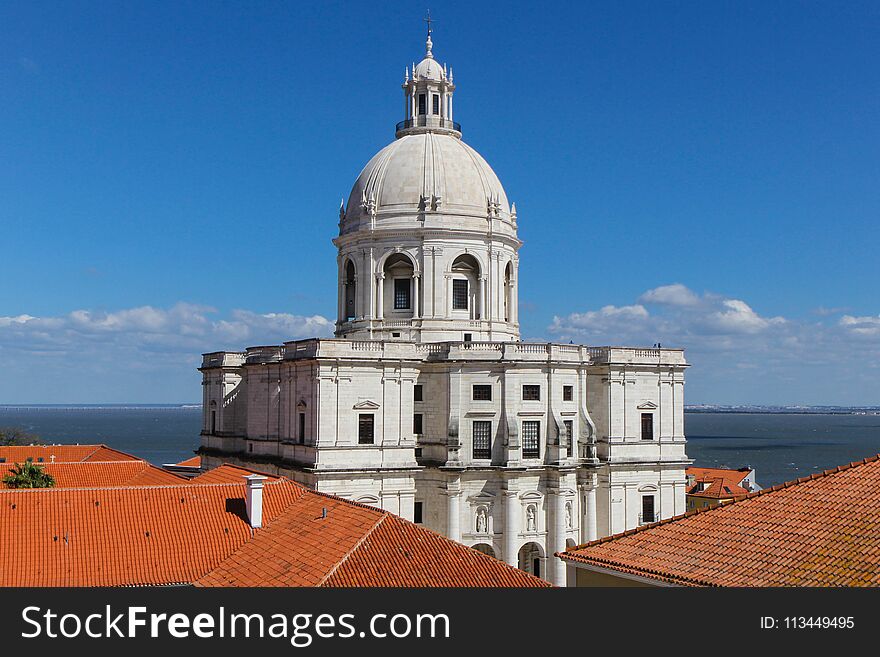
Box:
[1,460,185,489]
[190,464,281,484]
[686,466,752,499]
[0,444,141,464]
[0,479,303,586]
[323,512,550,587]
[1,470,547,587]
[559,455,880,587]
[197,490,550,588]
[175,456,201,468]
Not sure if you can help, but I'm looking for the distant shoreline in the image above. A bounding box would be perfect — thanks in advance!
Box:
[0,404,201,410]
[2,404,878,416]
[685,408,880,415]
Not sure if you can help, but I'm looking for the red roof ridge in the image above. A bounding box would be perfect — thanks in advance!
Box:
[316,512,388,586]
[560,452,880,557]
[0,478,300,495]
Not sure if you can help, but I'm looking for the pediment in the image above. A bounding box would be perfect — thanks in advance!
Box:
[353,399,381,410]
[637,401,658,410]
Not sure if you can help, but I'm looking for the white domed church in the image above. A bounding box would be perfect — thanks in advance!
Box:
[199,29,690,586]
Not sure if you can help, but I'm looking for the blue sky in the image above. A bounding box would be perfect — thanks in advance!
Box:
[1,1,878,404]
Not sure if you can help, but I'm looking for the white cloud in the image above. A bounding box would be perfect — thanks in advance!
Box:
[0,303,334,359]
[704,298,785,334]
[839,314,880,336]
[639,283,700,307]
[547,284,879,404]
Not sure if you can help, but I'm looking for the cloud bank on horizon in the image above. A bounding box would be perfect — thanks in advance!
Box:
[0,284,877,405]
[548,284,879,406]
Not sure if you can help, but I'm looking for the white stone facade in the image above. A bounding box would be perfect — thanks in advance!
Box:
[198,32,690,586]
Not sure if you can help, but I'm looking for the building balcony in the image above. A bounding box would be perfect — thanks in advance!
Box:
[395,116,461,137]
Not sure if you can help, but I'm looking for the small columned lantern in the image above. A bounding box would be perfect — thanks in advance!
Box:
[398,17,458,138]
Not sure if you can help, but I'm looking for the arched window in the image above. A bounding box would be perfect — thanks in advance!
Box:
[382,253,416,318]
[517,542,544,578]
[471,543,496,558]
[344,260,357,321]
[450,254,481,318]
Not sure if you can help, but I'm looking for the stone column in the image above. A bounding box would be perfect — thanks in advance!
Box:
[479,277,487,322]
[503,488,520,567]
[337,272,345,324]
[375,274,384,320]
[364,250,373,320]
[446,480,462,542]
[550,488,567,586]
[412,274,420,318]
[582,484,598,542]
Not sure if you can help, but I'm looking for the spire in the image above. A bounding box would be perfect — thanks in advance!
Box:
[424,10,434,58]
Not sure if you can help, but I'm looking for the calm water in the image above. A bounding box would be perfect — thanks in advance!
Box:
[686,412,880,486]
[2,407,880,487]
[0,406,201,466]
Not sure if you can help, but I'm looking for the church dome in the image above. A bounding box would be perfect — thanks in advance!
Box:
[413,56,444,81]
[342,132,510,232]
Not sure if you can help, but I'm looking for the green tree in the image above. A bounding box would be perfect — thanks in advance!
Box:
[0,427,42,446]
[2,462,55,489]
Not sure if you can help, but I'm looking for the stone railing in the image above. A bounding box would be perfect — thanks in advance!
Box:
[201,352,245,369]
[235,338,691,366]
[245,346,284,364]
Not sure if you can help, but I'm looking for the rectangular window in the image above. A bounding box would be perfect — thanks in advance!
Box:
[358,414,375,444]
[563,385,573,402]
[414,501,424,524]
[641,413,654,441]
[522,384,540,401]
[298,412,306,444]
[563,420,573,451]
[452,279,468,310]
[394,278,410,310]
[210,410,216,434]
[413,413,423,435]
[642,495,656,524]
[432,94,440,115]
[418,94,427,115]
[522,420,540,458]
[473,420,492,459]
[472,384,492,401]
[414,384,423,402]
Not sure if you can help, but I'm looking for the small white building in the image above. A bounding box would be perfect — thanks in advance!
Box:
[199,29,690,586]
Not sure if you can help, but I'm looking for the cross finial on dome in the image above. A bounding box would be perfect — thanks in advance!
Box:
[424,10,434,58]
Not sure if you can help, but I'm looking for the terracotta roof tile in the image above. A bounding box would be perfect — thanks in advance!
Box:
[190,464,281,484]
[560,455,880,587]
[175,456,201,468]
[686,466,752,498]
[198,490,549,588]
[0,444,141,464]
[1,466,545,588]
[0,479,302,586]
[1,461,186,489]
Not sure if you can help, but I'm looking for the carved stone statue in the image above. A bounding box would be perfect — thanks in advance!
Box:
[526,505,536,532]
[565,502,572,528]
[475,507,487,534]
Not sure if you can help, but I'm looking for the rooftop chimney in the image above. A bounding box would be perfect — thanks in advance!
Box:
[244,474,268,528]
